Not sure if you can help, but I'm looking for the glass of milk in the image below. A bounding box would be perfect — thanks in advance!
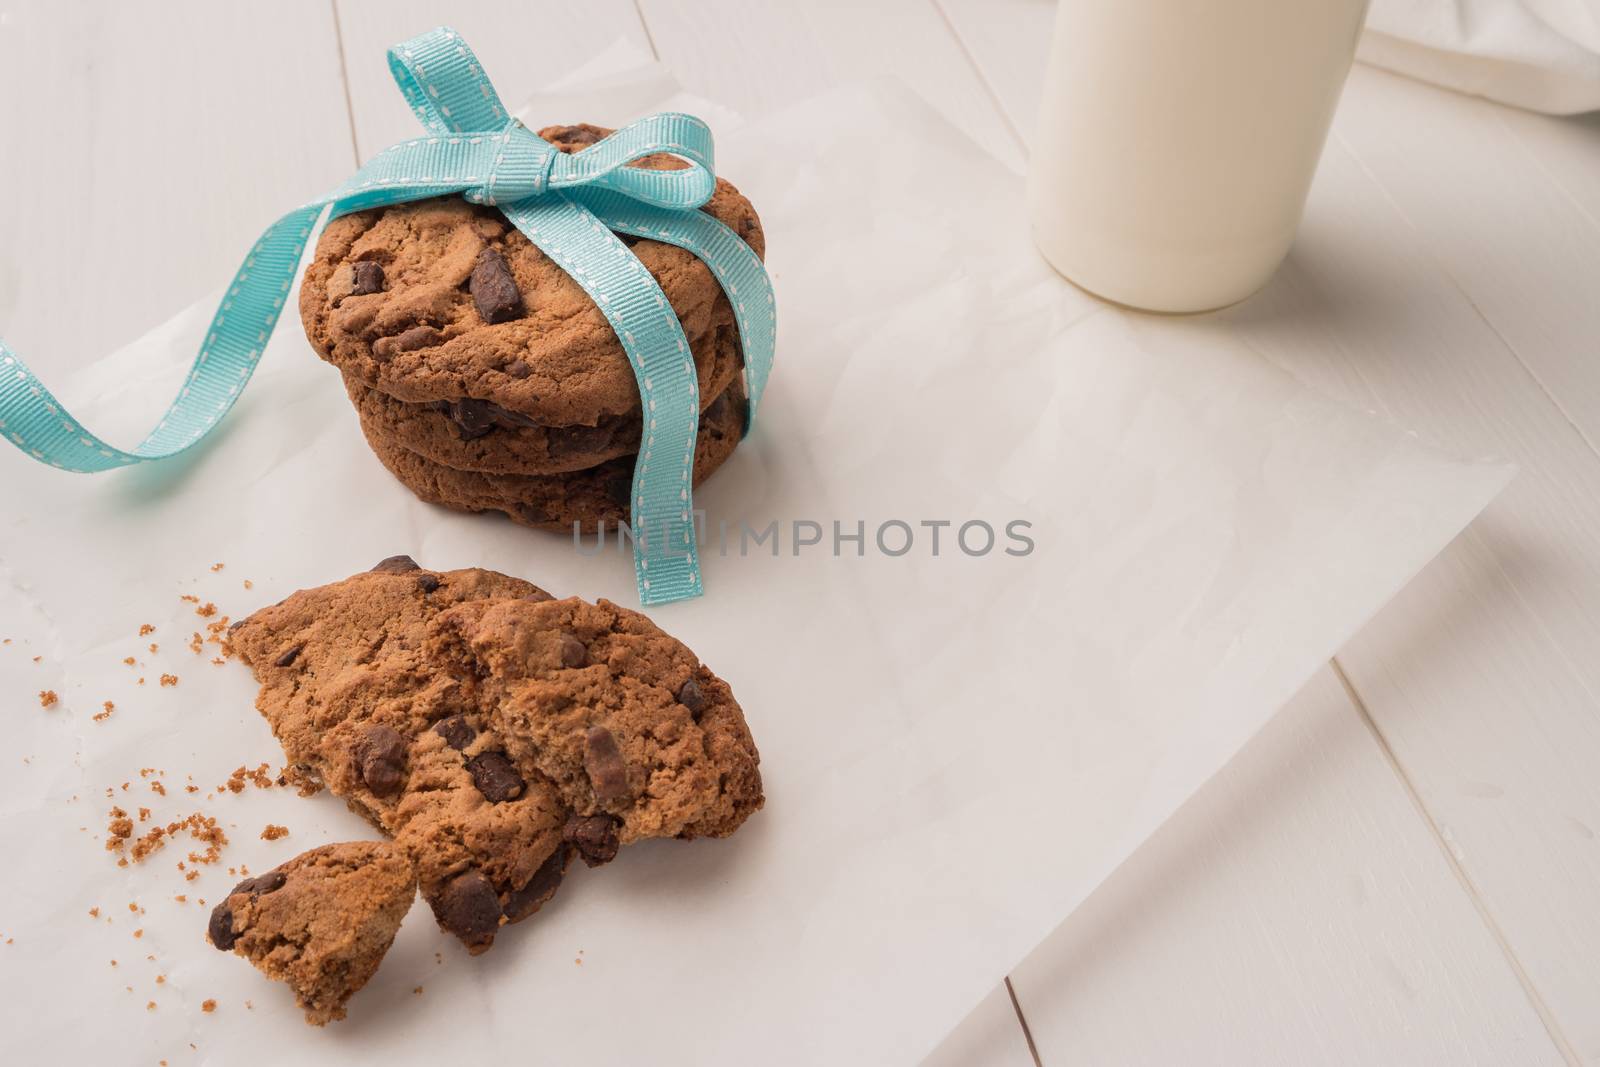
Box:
[1028,0,1371,313]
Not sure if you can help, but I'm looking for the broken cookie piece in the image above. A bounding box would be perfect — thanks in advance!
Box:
[228,562,763,955]
[430,593,763,843]
[206,841,416,1025]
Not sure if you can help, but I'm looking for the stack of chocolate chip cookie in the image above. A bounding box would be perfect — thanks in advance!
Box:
[298,123,764,531]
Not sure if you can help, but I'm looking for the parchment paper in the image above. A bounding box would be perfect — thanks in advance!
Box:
[0,61,1510,1065]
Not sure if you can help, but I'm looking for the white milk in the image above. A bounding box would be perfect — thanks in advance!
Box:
[1028,0,1371,313]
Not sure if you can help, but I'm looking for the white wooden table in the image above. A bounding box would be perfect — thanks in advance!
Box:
[3,2,1597,1063]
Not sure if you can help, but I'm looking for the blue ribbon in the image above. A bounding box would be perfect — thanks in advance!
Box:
[0,26,775,606]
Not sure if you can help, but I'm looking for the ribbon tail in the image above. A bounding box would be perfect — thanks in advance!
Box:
[572,187,777,431]
[0,202,326,472]
[500,194,705,606]
[0,134,492,474]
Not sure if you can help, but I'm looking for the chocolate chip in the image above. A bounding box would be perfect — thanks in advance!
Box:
[583,726,630,803]
[372,555,421,574]
[466,751,525,802]
[232,870,287,898]
[417,573,441,594]
[351,260,384,295]
[563,813,621,868]
[207,867,288,951]
[433,869,501,945]
[506,359,531,379]
[677,677,710,717]
[433,715,475,751]
[394,324,442,351]
[438,398,497,441]
[470,248,523,324]
[559,633,588,669]
[207,903,238,951]
[353,725,407,796]
[502,845,570,922]
[272,644,302,668]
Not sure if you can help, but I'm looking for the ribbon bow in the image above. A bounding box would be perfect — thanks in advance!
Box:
[0,27,775,606]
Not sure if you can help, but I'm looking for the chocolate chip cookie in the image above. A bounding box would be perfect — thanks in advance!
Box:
[299,123,764,429]
[206,841,416,1025]
[355,376,747,532]
[342,316,743,476]
[229,561,763,955]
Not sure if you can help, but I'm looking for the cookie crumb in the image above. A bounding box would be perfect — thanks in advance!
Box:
[243,579,253,590]
[159,674,178,688]
[88,908,100,918]
[138,624,155,636]
[38,690,58,709]
[146,1001,155,1011]
[223,763,274,793]
[412,985,424,995]
[196,602,217,618]
[148,643,159,653]
[117,811,228,866]
[123,657,136,666]
[260,824,289,841]
[133,929,144,939]
[201,999,216,1013]
[180,595,199,604]
[94,701,115,722]
[277,764,323,797]
[105,807,133,850]
[210,563,225,572]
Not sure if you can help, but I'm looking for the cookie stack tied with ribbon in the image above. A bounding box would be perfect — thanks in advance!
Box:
[301,122,763,543]
[0,27,775,607]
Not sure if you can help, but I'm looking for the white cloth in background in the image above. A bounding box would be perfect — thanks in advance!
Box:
[1363,0,1600,113]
